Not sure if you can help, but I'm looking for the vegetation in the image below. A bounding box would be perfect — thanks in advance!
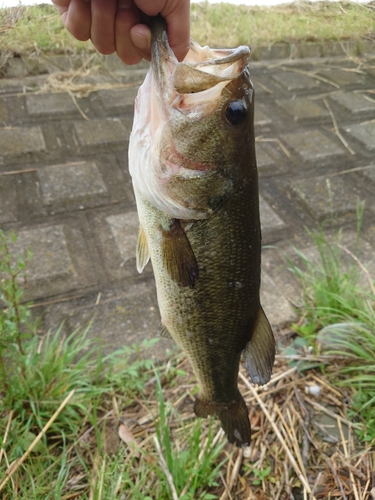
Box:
[288,203,375,444]
[0,1,374,59]
[1,206,375,497]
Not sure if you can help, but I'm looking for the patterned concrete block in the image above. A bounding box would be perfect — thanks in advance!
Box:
[330,93,375,115]
[26,93,76,116]
[14,225,75,281]
[276,97,328,121]
[9,224,96,300]
[260,271,297,328]
[318,68,367,87]
[255,107,272,127]
[74,119,128,146]
[280,129,345,162]
[289,175,360,221]
[345,122,375,151]
[43,282,172,359]
[271,71,320,91]
[0,100,8,122]
[98,87,139,112]
[0,176,18,223]
[260,196,285,231]
[0,126,45,156]
[106,212,139,264]
[256,143,274,171]
[361,165,375,182]
[38,161,108,205]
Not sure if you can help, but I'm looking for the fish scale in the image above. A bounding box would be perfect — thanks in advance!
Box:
[129,16,275,447]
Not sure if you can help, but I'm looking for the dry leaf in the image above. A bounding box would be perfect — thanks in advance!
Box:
[118,423,140,458]
[371,487,375,499]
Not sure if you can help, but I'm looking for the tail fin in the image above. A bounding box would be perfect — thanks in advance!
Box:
[194,396,251,447]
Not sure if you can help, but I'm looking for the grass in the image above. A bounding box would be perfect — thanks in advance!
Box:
[1,227,375,497]
[0,1,374,61]
[287,204,375,444]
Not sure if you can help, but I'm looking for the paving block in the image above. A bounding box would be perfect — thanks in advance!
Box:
[260,271,297,328]
[0,176,18,223]
[74,118,129,146]
[26,92,77,116]
[254,106,272,126]
[252,78,273,97]
[330,92,375,115]
[260,196,285,231]
[252,43,291,61]
[345,121,375,151]
[291,43,321,59]
[0,99,8,122]
[271,71,320,91]
[14,225,75,280]
[0,126,45,157]
[256,143,274,170]
[0,78,24,94]
[280,129,345,162]
[276,97,328,121]
[106,212,139,264]
[98,87,139,113]
[9,224,96,300]
[43,282,172,359]
[38,161,108,206]
[362,165,375,182]
[289,175,361,221]
[318,68,367,87]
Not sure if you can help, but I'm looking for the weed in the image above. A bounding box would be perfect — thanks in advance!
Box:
[252,465,272,486]
[287,207,375,444]
[1,2,374,58]
[0,230,34,387]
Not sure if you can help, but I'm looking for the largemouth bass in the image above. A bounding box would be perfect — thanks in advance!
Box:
[129,16,275,447]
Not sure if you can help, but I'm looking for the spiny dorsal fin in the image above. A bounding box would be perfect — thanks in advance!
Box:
[136,226,150,273]
[161,219,199,288]
[243,307,275,386]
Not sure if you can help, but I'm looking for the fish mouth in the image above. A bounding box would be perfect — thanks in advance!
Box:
[150,16,250,171]
[151,15,250,108]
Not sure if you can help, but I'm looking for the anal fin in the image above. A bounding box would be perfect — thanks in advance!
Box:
[136,226,150,273]
[243,307,275,385]
[161,219,199,288]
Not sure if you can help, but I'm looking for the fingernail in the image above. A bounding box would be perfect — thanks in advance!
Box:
[135,34,150,50]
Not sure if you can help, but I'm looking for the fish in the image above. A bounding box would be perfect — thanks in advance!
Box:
[128,16,275,447]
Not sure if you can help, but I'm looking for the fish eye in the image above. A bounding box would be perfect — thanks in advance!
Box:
[225,101,247,126]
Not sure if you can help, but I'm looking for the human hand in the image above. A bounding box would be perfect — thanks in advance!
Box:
[51,0,190,64]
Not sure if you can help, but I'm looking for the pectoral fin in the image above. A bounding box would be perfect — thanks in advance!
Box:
[159,324,173,339]
[243,307,275,385]
[136,226,150,273]
[161,219,199,288]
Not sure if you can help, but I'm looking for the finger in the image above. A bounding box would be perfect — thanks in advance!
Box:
[129,24,152,62]
[133,0,190,61]
[51,0,70,17]
[90,0,117,54]
[161,0,190,61]
[63,0,92,41]
[115,1,144,65]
